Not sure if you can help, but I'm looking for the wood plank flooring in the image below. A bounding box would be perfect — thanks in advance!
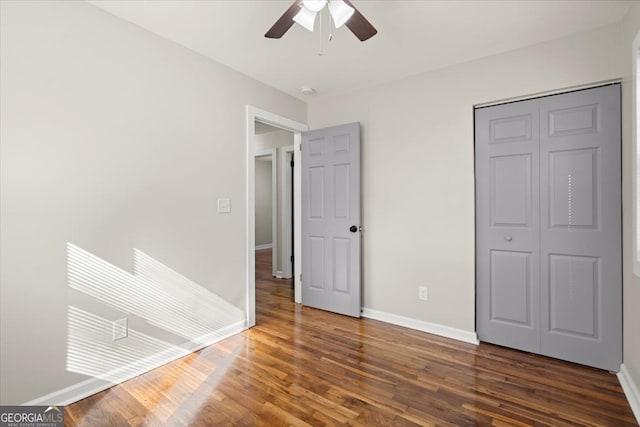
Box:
[65,249,637,426]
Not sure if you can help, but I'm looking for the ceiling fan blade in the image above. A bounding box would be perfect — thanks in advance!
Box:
[343,0,377,41]
[265,0,303,39]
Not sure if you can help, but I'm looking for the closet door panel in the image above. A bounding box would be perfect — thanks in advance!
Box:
[475,99,541,353]
[539,85,621,371]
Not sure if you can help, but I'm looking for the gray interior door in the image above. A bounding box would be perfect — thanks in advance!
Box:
[301,122,361,317]
[475,99,541,353]
[475,84,621,371]
[539,86,621,371]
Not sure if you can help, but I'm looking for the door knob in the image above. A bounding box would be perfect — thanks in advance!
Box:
[349,225,358,233]
[504,234,513,242]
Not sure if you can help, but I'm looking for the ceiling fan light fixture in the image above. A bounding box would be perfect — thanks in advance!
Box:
[328,0,354,29]
[293,6,317,32]
[302,0,327,13]
[300,86,317,95]
[265,0,377,41]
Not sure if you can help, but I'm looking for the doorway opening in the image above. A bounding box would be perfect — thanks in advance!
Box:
[246,106,307,327]
[254,125,295,280]
[255,148,277,275]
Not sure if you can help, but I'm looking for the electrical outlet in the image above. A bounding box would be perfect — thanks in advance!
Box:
[418,286,428,301]
[112,318,128,341]
[217,198,231,213]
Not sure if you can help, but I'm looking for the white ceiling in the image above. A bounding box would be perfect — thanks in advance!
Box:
[89,0,633,100]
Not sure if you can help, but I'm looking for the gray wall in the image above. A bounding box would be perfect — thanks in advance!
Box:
[255,159,272,247]
[0,0,306,404]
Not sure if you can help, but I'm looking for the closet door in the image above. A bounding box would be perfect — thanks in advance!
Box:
[539,85,621,371]
[475,99,541,353]
[476,84,621,371]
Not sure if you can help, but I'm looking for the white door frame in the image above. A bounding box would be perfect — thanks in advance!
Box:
[246,106,307,327]
[279,145,295,279]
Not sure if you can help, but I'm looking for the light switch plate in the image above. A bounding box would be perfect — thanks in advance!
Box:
[217,198,231,213]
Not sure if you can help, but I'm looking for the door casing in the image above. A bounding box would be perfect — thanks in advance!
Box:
[246,106,308,327]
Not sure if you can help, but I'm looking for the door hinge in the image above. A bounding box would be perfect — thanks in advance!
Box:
[290,255,294,262]
[299,144,302,152]
[299,274,302,282]
[290,159,294,167]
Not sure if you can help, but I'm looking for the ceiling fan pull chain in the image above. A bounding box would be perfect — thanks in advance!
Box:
[328,4,334,41]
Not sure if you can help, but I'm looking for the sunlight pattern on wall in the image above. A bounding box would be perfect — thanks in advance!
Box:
[133,248,244,341]
[66,243,246,384]
[67,306,187,383]
[67,243,244,344]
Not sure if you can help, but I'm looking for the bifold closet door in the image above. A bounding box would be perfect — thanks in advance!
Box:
[539,86,621,371]
[475,84,621,371]
[475,99,541,353]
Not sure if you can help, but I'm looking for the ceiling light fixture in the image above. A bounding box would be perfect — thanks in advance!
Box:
[265,0,377,42]
[327,0,355,28]
[293,6,317,32]
[300,86,317,95]
[302,0,327,13]
[293,0,355,33]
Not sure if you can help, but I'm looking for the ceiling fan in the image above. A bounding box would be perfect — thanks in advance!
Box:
[265,0,377,42]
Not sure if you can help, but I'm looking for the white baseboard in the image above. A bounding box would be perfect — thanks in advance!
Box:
[361,307,479,345]
[24,320,247,406]
[618,364,640,424]
[274,271,292,279]
[255,244,272,251]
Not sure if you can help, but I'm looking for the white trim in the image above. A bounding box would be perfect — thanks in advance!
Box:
[361,308,480,345]
[255,148,278,277]
[632,30,640,278]
[474,79,623,109]
[280,145,295,279]
[618,364,640,424]
[247,110,256,327]
[246,106,308,327]
[255,243,272,251]
[24,320,247,406]
[293,133,302,304]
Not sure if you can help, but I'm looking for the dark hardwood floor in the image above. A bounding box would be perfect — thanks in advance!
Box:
[65,249,637,426]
